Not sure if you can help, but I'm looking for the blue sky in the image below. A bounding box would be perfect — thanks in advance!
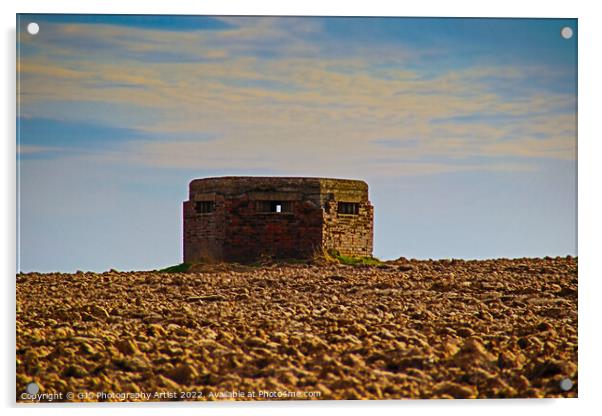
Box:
[17,15,577,272]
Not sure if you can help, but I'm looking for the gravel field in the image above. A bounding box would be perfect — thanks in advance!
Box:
[16,257,577,401]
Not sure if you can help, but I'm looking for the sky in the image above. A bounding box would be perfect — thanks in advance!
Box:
[16,15,577,272]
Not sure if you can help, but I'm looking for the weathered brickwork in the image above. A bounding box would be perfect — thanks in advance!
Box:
[183,177,373,263]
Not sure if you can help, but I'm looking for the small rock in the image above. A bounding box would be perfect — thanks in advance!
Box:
[456,327,475,338]
[90,305,110,319]
[113,357,149,372]
[80,342,97,355]
[453,338,495,369]
[245,336,268,348]
[536,321,554,332]
[62,365,87,378]
[166,363,197,385]
[529,359,575,380]
[116,339,140,356]
[433,381,478,399]
[157,374,181,390]
[329,275,348,281]
[497,351,520,369]
[147,324,167,337]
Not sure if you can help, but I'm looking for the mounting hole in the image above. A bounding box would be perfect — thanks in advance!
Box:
[26,382,39,395]
[27,22,40,35]
[561,26,573,40]
[559,378,573,391]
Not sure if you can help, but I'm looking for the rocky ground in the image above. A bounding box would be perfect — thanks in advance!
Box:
[16,257,577,401]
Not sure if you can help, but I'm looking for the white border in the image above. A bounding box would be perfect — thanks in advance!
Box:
[3,1,600,415]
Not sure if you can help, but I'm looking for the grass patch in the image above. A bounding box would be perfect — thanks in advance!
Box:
[158,263,191,273]
[324,249,382,266]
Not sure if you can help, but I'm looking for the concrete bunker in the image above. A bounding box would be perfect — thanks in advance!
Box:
[183,176,373,263]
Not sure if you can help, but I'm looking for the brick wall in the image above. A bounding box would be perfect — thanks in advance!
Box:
[183,177,373,263]
[222,196,323,262]
[182,197,226,262]
[322,199,374,257]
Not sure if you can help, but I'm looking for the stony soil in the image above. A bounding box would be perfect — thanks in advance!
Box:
[16,257,577,401]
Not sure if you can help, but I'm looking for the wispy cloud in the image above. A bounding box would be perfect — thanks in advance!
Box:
[20,14,233,32]
[17,16,576,175]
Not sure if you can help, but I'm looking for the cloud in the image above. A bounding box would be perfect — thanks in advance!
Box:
[17,145,59,154]
[20,14,232,32]
[17,16,576,175]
